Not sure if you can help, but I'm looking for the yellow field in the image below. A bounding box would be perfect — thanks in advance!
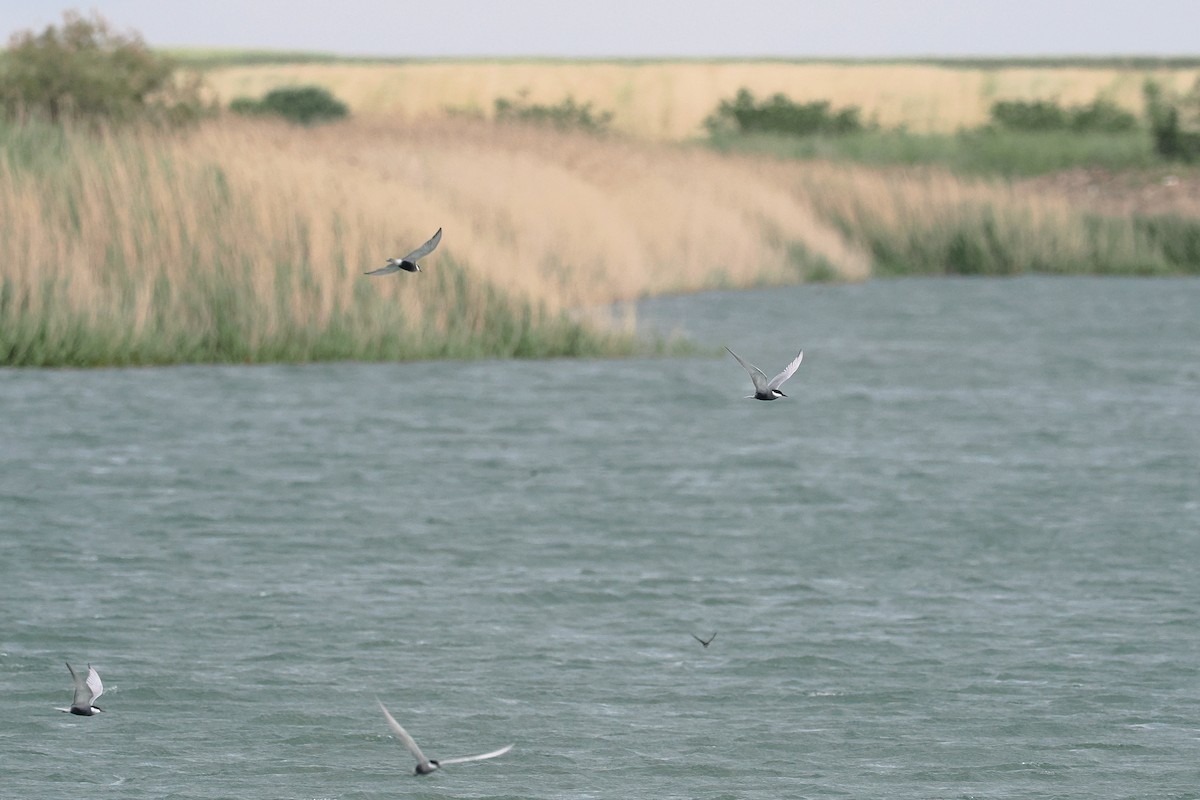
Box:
[202,61,1200,139]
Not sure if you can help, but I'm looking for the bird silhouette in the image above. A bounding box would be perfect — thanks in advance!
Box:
[365,228,443,275]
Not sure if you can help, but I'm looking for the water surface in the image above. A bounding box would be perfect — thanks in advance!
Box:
[3,276,1198,799]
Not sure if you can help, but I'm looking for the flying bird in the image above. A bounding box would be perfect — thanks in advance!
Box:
[377,700,513,776]
[692,633,717,648]
[365,227,443,275]
[56,663,104,715]
[726,346,803,401]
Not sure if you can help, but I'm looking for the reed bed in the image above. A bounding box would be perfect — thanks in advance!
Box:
[767,160,1200,276]
[5,110,1198,366]
[202,61,1200,139]
[0,116,866,366]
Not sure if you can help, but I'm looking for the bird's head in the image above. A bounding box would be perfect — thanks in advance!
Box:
[772,389,787,398]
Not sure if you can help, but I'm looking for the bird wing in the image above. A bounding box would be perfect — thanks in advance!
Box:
[768,350,804,390]
[66,662,88,707]
[364,264,401,276]
[401,227,443,262]
[85,665,104,702]
[725,347,769,393]
[377,701,433,771]
[437,743,514,765]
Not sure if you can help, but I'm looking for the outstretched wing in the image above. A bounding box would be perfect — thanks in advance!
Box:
[437,743,514,765]
[364,263,401,276]
[66,662,85,706]
[377,701,433,772]
[85,665,104,703]
[768,350,804,390]
[401,228,443,262]
[725,347,769,394]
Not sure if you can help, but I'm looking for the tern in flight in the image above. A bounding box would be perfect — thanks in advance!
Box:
[377,700,513,776]
[726,346,804,401]
[56,663,104,715]
[692,633,717,648]
[365,228,443,275]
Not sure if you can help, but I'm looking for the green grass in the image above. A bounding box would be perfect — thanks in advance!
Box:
[707,128,1161,176]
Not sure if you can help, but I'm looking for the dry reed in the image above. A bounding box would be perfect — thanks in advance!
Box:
[0,116,868,365]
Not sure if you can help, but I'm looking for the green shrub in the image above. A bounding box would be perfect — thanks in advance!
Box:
[0,10,205,126]
[493,92,613,133]
[227,96,263,116]
[1143,78,1200,162]
[1069,98,1137,132]
[705,88,864,138]
[990,97,1138,133]
[230,85,348,125]
[989,99,1069,131]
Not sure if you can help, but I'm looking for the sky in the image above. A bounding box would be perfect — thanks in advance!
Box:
[1,0,1198,58]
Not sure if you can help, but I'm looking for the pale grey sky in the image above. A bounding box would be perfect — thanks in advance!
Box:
[2,0,1197,58]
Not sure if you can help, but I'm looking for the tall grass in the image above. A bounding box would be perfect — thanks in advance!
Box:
[0,116,866,366]
[198,61,1200,139]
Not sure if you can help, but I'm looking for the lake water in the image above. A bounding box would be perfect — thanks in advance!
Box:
[2,276,1198,799]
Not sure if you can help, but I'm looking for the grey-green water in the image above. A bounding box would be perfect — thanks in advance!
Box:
[3,276,1198,799]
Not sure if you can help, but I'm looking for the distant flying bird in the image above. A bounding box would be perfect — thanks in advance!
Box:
[377,700,513,776]
[692,633,717,648]
[365,228,443,275]
[56,663,104,715]
[726,346,803,401]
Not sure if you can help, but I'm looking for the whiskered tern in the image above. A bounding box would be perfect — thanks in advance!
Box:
[377,700,513,776]
[726,346,803,401]
[56,663,104,715]
[365,228,443,275]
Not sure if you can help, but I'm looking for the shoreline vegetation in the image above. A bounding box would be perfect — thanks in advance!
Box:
[3,47,1200,367]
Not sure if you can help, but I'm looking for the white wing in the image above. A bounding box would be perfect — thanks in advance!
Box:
[401,227,443,262]
[66,662,88,707]
[768,350,804,390]
[438,743,514,765]
[364,263,401,276]
[725,347,769,393]
[377,701,433,771]
[85,665,104,703]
